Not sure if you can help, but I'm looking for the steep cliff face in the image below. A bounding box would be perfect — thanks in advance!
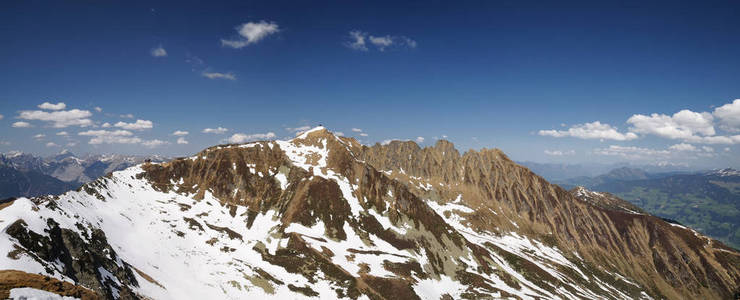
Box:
[1,127,738,299]
[360,139,740,299]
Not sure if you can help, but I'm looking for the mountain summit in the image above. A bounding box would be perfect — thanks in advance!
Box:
[1,127,738,299]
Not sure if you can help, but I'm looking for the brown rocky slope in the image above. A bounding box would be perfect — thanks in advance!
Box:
[1,127,738,299]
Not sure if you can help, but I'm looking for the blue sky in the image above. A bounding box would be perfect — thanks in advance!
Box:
[1,0,739,169]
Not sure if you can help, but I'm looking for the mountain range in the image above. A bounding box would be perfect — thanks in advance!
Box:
[556,167,740,250]
[0,127,738,299]
[0,150,167,199]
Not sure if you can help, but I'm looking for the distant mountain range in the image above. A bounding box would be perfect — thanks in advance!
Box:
[518,161,694,181]
[553,167,740,249]
[0,150,167,199]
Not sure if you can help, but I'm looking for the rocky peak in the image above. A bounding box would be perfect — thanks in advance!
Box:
[1,127,739,299]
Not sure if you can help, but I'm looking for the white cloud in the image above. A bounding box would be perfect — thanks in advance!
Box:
[416,136,425,143]
[202,72,236,80]
[683,135,740,144]
[101,122,111,128]
[359,133,368,137]
[221,21,280,48]
[94,107,102,112]
[369,35,393,51]
[725,147,731,152]
[66,142,77,147]
[114,119,153,130]
[347,31,417,51]
[538,121,637,141]
[351,128,363,132]
[627,110,715,140]
[544,149,575,156]
[593,145,670,159]
[176,137,189,144]
[172,130,189,136]
[335,132,344,137]
[79,129,141,145]
[33,134,45,140]
[346,31,367,51]
[12,121,32,128]
[37,102,66,110]
[150,45,167,57]
[228,132,276,143]
[0,114,3,120]
[46,142,59,147]
[203,127,229,134]
[56,131,68,136]
[713,99,740,132]
[79,130,133,137]
[596,143,716,160]
[668,143,697,151]
[120,114,134,119]
[142,139,169,148]
[18,108,93,128]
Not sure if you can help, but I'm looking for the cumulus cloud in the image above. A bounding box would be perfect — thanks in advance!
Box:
[38,102,66,110]
[56,131,68,136]
[0,114,4,120]
[101,122,111,128]
[540,99,740,145]
[228,132,276,143]
[335,132,344,137]
[713,99,740,132]
[46,142,59,147]
[538,121,637,141]
[351,128,363,132]
[359,133,368,137]
[544,150,575,156]
[150,45,167,57]
[203,127,229,134]
[221,21,280,48]
[346,31,417,51]
[202,72,236,80]
[416,136,425,143]
[33,134,46,140]
[114,119,153,130]
[12,121,32,128]
[142,139,169,148]
[79,130,141,145]
[94,107,102,112]
[172,130,189,136]
[176,137,189,144]
[627,110,715,140]
[120,114,134,119]
[18,108,93,128]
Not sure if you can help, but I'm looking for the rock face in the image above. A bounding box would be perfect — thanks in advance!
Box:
[1,127,738,299]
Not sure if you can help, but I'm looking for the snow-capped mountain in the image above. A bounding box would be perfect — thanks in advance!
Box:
[1,127,738,299]
[0,151,167,199]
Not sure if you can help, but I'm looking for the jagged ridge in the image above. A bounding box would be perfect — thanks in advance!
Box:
[0,127,738,299]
